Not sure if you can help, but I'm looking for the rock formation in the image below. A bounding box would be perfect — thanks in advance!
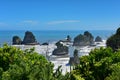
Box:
[73,31,94,46]
[69,49,80,65]
[12,36,22,45]
[66,35,71,42]
[42,42,49,45]
[95,36,102,42]
[22,31,38,45]
[52,41,68,55]
[107,27,120,51]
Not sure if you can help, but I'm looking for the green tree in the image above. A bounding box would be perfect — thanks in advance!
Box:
[72,47,120,80]
[0,44,58,80]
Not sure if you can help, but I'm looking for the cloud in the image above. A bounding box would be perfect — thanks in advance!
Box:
[47,20,80,25]
[21,20,39,26]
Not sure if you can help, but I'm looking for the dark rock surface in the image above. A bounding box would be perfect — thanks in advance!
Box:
[22,31,38,45]
[69,49,80,65]
[73,31,94,46]
[95,36,102,42]
[107,27,120,51]
[52,41,68,55]
[42,42,49,45]
[66,35,71,42]
[12,36,22,45]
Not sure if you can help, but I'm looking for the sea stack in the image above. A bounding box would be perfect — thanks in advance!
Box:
[12,36,22,45]
[95,36,102,42]
[52,41,68,55]
[22,31,38,45]
[73,31,94,46]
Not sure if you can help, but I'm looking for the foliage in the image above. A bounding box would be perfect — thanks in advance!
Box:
[72,47,120,80]
[0,44,67,80]
[2,43,120,80]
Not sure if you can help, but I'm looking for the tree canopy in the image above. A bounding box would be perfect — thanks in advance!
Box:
[0,44,70,80]
[72,47,120,80]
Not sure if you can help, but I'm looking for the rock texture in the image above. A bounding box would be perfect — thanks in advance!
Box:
[107,27,120,51]
[69,49,80,65]
[22,31,38,45]
[66,35,71,42]
[12,36,22,45]
[52,41,68,55]
[95,36,102,42]
[73,31,94,46]
[42,42,49,45]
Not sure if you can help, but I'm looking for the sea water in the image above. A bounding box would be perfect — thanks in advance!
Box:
[0,30,115,45]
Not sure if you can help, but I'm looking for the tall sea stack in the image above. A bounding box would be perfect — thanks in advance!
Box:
[22,31,38,45]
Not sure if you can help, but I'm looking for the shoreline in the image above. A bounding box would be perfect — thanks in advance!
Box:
[8,40,107,74]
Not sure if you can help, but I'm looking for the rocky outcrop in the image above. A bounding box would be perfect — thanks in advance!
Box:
[95,36,102,42]
[107,27,120,51]
[12,36,22,45]
[73,31,94,46]
[22,31,38,45]
[66,35,71,42]
[52,41,68,55]
[42,42,49,45]
[69,49,80,65]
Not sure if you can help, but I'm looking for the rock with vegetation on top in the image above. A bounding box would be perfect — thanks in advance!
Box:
[107,27,120,51]
[12,36,22,45]
[66,35,71,42]
[73,31,94,46]
[22,31,38,45]
[95,36,102,42]
[52,41,68,55]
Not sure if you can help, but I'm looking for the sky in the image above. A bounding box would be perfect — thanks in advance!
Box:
[0,0,120,30]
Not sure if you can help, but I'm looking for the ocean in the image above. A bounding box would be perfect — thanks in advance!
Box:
[0,30,115,45]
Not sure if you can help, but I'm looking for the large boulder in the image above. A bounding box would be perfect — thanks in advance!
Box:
[73,31,94,46]
[95,36,102,42]
[106,27,120,51]
[12,36,22,45]
[52,41,68,55]
[22,31,38,45]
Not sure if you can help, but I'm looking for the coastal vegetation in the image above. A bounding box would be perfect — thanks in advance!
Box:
[1,28,120,80]
[0,44,69,80]
[1,45,120,80]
